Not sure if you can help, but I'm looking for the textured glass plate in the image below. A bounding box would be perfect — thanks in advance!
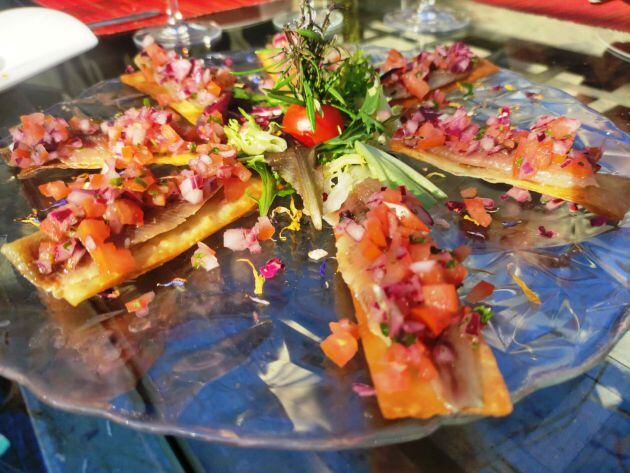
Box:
[0,52,627,449]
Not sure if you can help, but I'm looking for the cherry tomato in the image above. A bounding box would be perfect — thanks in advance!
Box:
[282,104,344,147]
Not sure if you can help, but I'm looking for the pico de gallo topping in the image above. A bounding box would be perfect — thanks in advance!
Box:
[393,106,600,187]
[136,37,236,108]
[7,106,226,170]
[380,42,475,101]
[8,113,100,169]
[329,185,493,383]
[34,145,250,277]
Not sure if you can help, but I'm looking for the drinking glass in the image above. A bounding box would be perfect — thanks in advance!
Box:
[383,0,469,34]
[133,0,222,49]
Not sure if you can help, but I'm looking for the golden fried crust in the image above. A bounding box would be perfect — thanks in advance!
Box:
[1,179,261,306]
[390,140,630,221]
[120,71,203,124]
[336,231,512,419]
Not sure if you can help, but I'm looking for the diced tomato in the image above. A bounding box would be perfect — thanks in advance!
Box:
[329,318,359,339]
[410,305,453,337]
[144,42,169,66]
[443,262,468,285]
[547,117,579,140]
[125,291,155,315]
[255,216,275,241]
[359,237,382,262]
[232,162,252,182]
[452,245,471,262]
[416,355,439,380]
[76,219,110,248]
[381,250,412,286]
[422,283,459,313]
[90,243,136,275]
[415,122,446,150]
[38,181,70,201]
[463,198,492,227]
[379,188,403,204]
[88,174,107,189]
[466,280,495,303]
[565,152,593,177]
[20,113,46,144]
[107,199,144,226]
[384,202,429,232]
[364,217,387,248]
[401,71,430,100]
[222,177,249,202]
[206,80,222,97]
[124,174,155,192]
[409,242,431,261]
[381,49,407,73]
[413,260,444,284]
[372,362,411,393]
[81,198,107,218]
[367,204,390,235]
[40,216,67,242]
[320,331,358,368]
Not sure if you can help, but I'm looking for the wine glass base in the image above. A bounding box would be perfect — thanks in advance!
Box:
[133,21,223,49]
[383,7,469,34]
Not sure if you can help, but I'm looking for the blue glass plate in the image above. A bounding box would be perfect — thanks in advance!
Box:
[0,53,627,449]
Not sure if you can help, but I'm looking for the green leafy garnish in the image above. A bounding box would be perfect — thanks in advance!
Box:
[241,155,288,216]
[224,109,287,156]
[355,142,447,208]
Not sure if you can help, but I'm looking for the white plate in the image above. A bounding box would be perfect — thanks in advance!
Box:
[0,7,97,92]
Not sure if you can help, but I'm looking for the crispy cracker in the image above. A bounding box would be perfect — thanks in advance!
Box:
[336,231,512,419]
[120,71,203,124]
[1,179,261,306]
[390,140,630,220]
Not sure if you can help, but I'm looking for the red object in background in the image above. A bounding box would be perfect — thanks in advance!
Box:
[31,0,275,36]
[472,0,630,32]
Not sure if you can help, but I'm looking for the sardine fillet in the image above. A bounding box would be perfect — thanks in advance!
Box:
[390,140,630,221]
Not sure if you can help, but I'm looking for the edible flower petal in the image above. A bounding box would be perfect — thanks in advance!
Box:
[238,258,265,295]
[259,258,284,279]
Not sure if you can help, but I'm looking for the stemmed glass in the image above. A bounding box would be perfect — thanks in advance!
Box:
[133,0,222,49]
[383,0,469,34]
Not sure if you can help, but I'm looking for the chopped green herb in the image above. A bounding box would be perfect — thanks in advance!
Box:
[410,235,426,244]
[402,333,416,346]
[473,305,494,323]
[134,177,147,188]
[142,98,151,107]
[516,156,524,169]
[188,142,197,152]
[461,82,474,98]
[445,259,457,268]
[475,126,487,140]
[109,177,123,187]
[148,190,159,196]
[380,322,390,337]
[62,241,72,250]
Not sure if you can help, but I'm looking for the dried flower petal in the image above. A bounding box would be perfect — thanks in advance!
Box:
[308,249,328,261]
[259,258,284,279]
